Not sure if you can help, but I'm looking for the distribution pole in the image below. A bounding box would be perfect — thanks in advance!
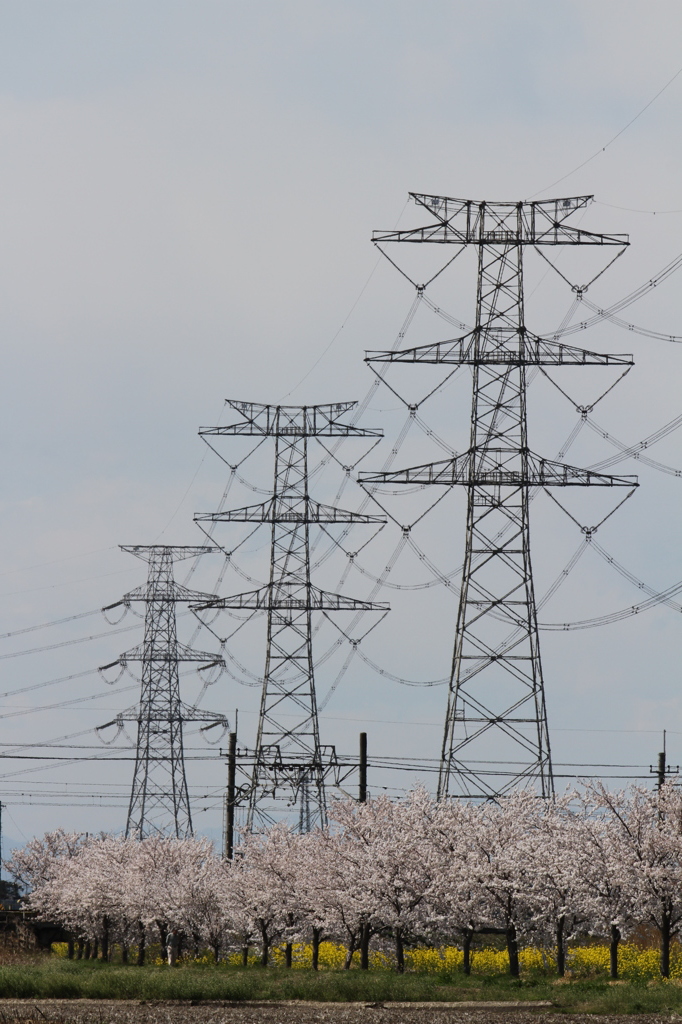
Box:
[650,731,679,790]
[361,194,637,801]
[359,732,367,803]
[194,401,388,830]
[224,731,237,860]
[100,546,227,839]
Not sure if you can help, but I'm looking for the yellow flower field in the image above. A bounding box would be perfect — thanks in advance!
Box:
[54,939,682,978]
[231,941,682,978]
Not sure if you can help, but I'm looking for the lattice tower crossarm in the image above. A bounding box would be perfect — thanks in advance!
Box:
[100,546,226,839]
[194,402,388,830]
[361,194,637,802]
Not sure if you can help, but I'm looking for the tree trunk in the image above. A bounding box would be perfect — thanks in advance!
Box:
[76,939,83,960]
[83,941,91,960]
[660,910,672,978]
[136,922,146,967]
[92,940,99,960]
[242,943,249,967]
[67,938,74,960]
[462,926,474,976]
[506,922,520,978]
[312,927,322,971]
[360,922,371,971]
[121,943,129,965]
[101,918,109,963]
[156,921,168,949]
[259,920,270,967]
[343,934,358,970]
[395,926,405,974]
[556,915,565,978]
[212,941,221,964]
[610,923,620,980]
[284,912,295,967]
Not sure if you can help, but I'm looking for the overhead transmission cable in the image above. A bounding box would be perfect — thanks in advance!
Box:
[541,249,682,340]
[173,222,682,719]
[527,61,682,198]
[0,621,140,662]
[0,668,99,704]
[0,608,103,641]
[335,246,682,683]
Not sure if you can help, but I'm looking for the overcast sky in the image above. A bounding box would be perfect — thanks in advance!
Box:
[0,0,681,847]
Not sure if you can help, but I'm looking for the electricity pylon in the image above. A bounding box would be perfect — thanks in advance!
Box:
[361,194,638,801]
[100,545,226,839]
[194,401,388,830]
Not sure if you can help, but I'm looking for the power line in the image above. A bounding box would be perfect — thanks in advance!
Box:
[0,608,102,641]
[0,566,138,601]
[0,684,138,721]
[596,201,682,215]
[0,755,222,762]
[0,621,140,661]
[529,62,682,198]
[0,668,99,703]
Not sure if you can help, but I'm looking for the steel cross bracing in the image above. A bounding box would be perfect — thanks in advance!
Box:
[194,401,388,830]
[361,194,638,802]
[100,546,226,839]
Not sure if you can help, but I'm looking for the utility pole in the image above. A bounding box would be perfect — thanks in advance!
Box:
[361,193,637,801]
[100,546,227,839]
[650,731,679,790]
[224,731,237,859]
[359,732,367,803]
[194,401,388,830]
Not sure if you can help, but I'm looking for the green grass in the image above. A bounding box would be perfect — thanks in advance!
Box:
[3,959,682,1012]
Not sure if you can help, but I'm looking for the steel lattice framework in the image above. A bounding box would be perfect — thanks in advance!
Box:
[194,401,388,829]
[361,194,638,801]
[101,545,226,839]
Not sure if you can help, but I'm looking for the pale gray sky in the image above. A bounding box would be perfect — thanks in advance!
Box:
[0,0,681,845]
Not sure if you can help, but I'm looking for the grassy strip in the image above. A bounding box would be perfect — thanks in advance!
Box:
[3,961,682,1012]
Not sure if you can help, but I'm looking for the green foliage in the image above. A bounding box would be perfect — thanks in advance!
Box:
[4,956,682,1012]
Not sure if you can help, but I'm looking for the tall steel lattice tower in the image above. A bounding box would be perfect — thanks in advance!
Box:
[194,401,388,829]
[101,545,226,838]
[361,194,637,800]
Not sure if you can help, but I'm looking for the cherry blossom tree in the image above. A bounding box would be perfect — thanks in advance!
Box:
[467,791,547,977]
[330,789,442,972]
[306,824,376,969]
[573,787,638,979]
[527,794,592,977]
[226,828,290,966]
[5,829,88,892]
[426,798,488,974]
[9,782,682,976]
[284,830,337,970]
[591,782,682,978]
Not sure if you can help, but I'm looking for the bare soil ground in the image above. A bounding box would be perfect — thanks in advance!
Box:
[0,1001,678,1024]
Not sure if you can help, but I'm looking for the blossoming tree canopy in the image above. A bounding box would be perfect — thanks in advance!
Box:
[5,784,682,977]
